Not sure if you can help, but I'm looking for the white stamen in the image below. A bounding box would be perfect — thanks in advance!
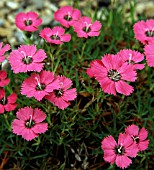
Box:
[55,31,59,37]
[21,51,32,64]
[2,97,6,105]
[67,12,71,19]
[21,51,26,58]
[26,115,33,127]
[117,144,123,153]
[128,53,132,63]
[132,136,139,141]
[84,22,92,32]
[35,77,41,89]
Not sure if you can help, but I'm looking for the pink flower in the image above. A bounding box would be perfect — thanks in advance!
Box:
[125,124,149,151]
[40,26,71,44]
[134,19,154,44]
[0,88,17,114]
[117,49,145,70]
[15,11,42,32]
[9,45,47,73]
[12,107,48,141]
[86,59,102,78]
[21,70,60,101]
[73,16,102,38]
[54,6,81,28]
[0,70,10,87]
[0,42,10,62]
[144,43,154,67]
[87,54,137,96]
[101,133,139,169]
[45,75,77,110]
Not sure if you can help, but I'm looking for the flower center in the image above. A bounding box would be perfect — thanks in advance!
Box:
[25,115,35,128]
[22,56,33,64]
[127,54,135,64]
[64,12,72,21]
[108,69,121,82]
[54,89,64,97]
[132,136,140,144]
[83,22,92,33]
[21,51,33,65]
[35,77,46,91]
[0,97,7,105]
[51,31,60,40]
[145,30,154,37]
[25,19,33,26]
[114,145,125,155]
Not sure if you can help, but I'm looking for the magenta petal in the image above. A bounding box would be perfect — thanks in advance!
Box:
[62,88,77,101]
[125,124,139,137]
[33,90,48,101]
[125,142,139,158]
[40,71,54,84]
[5,103,17,112]
[12,119,25,135]
[0,56,5,62]
[88,31,100,37]
[103,150,116,164]
[116,155,132,169]
[45,92,56,104]
[0,70,7,79]
[118,133,133,148]
[0,104,5,114]
[60,34,71,42]
[7,93,17,103]
[72,9,81,20]
[0,79,10,87]
[138,140,149,151]
[138,127,148,141]
[101,135,117,150]
[27,11,38,19]
[33,49,47,62]
[98,78,116,95]
[21,128,38,141]
[115,80,134,96]
[91,21,102,31]
[32,123,48,134]
[54,97,70,110]
[0,88,5,99]
[16,107,33,121]
[33,108,46,123]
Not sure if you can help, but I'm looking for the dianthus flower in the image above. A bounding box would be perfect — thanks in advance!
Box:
[144,43,154,67]
[134,19,154,44]
[0,42,10,62]
[73,16,102,38]
[54,6,81,28]
[0,88,17,114]
[86,59,102,78]
[87,54,137,96]
[45,75,77,110]
[125,124,149,151]
[117,49,145,70]
[12,107,48,141]
[0,70,10,87]
[9,45,47,73]
[15,11,42,32]
[21,70,60,101]
[101,133,139,169]
[40,26,71,44]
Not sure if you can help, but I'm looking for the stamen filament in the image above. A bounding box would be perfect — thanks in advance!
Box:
[84,22,92,32]
[128,54,132,63]
[35,77,42,90]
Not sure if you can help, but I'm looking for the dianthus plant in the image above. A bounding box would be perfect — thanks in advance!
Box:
[0,4,151,170]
